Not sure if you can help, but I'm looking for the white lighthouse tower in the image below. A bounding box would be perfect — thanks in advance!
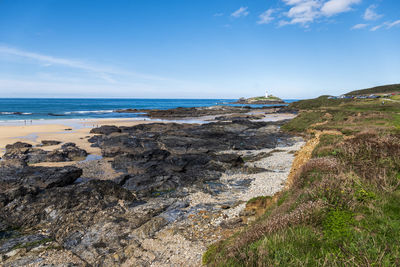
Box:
[265,89,269,98]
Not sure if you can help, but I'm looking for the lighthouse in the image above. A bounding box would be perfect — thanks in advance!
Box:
[265,90,269,98]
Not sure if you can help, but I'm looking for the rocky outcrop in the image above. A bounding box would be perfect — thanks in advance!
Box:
[90,125,121,135]
[115,105,257,119]
[2,142,87,164]
[40,140,61,146]
[0,163,82,208]
[145,106,251,119]
[0,162,142,266]
[0,115,301,266]
[88,120,296,196]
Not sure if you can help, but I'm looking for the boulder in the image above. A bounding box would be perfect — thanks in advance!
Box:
[90,125,121,135]
[40,140,61,146]
[2,141,88,164]
[0,164,82,207]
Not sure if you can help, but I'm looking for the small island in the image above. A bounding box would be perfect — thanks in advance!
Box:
[233,90,285,104]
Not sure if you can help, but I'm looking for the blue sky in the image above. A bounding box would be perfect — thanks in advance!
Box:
[0,0,399,99]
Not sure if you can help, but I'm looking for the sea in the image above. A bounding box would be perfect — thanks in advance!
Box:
[0,98,298,122]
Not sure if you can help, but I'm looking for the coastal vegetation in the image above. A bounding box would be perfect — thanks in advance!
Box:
[251,96,282,101]
[234,95,284,104]
[345,83,400,96]
[203,88,400,266]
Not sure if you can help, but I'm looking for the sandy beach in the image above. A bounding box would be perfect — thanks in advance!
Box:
[0,118,155,157]
[0,113,296,158]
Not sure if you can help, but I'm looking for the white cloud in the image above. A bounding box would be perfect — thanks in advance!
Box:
[257,9,276,24]
[370,24,383,31]
[279,0,362,26]
[351,23,368,30]
[282,0,323,25]
[321,0,361,16]
[370,20,400,31]
[213,13,224,17]
[386,20,400,29]
[231,7,249,18]
[364,5,382,21]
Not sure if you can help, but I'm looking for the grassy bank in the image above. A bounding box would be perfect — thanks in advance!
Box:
[203,92,400,266]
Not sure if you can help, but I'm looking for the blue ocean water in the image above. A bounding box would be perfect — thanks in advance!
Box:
[0,98,297,121]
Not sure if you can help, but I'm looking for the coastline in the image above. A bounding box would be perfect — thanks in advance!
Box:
[0,118,157,157]
[0,109,301,266]
[0,113,296,157]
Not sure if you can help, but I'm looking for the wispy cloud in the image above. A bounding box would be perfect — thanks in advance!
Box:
[386,20,400,29]
[364,5,383,21]
[231,7,249,18]
[257,9,276,24]
[351,23,368,30]
[0,45,169,82]
[0,46,109,73]
[370,25,383,31]
[370,20,400,31]
[0,45,225,98]
[213,13,224,17]
[279,0,362,26]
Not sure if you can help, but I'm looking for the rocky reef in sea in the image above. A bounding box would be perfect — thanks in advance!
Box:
[0,113,302,266]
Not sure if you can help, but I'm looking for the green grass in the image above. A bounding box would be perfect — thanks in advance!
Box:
[203,87,400,266]
[277,191,289,206]
[289,96,353,109]
[345,83,400,96]
[322,209,355,243]
[281,111,324,132]
[248,96,282,101]
[312,134,343,158]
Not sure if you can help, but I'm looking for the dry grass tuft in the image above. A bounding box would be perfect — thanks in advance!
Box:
[338,132,400,191]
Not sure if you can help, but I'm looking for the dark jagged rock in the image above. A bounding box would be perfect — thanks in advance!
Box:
[61,142,76,149]
[3,142,33,161]
[116,106,253,119]
[1,180,135,229]
[115,108,140,113]
[2,142,87,164]
[90,125,121,135]
[60,143,87,160]
[40,140,61,146]
[0,177,143,265]
[214,114,265,121]
[89,120,296,195]
[0,164,82,208]
[5,142,32,150]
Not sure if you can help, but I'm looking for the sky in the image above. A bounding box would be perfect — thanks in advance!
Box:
[0,0,399,99]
